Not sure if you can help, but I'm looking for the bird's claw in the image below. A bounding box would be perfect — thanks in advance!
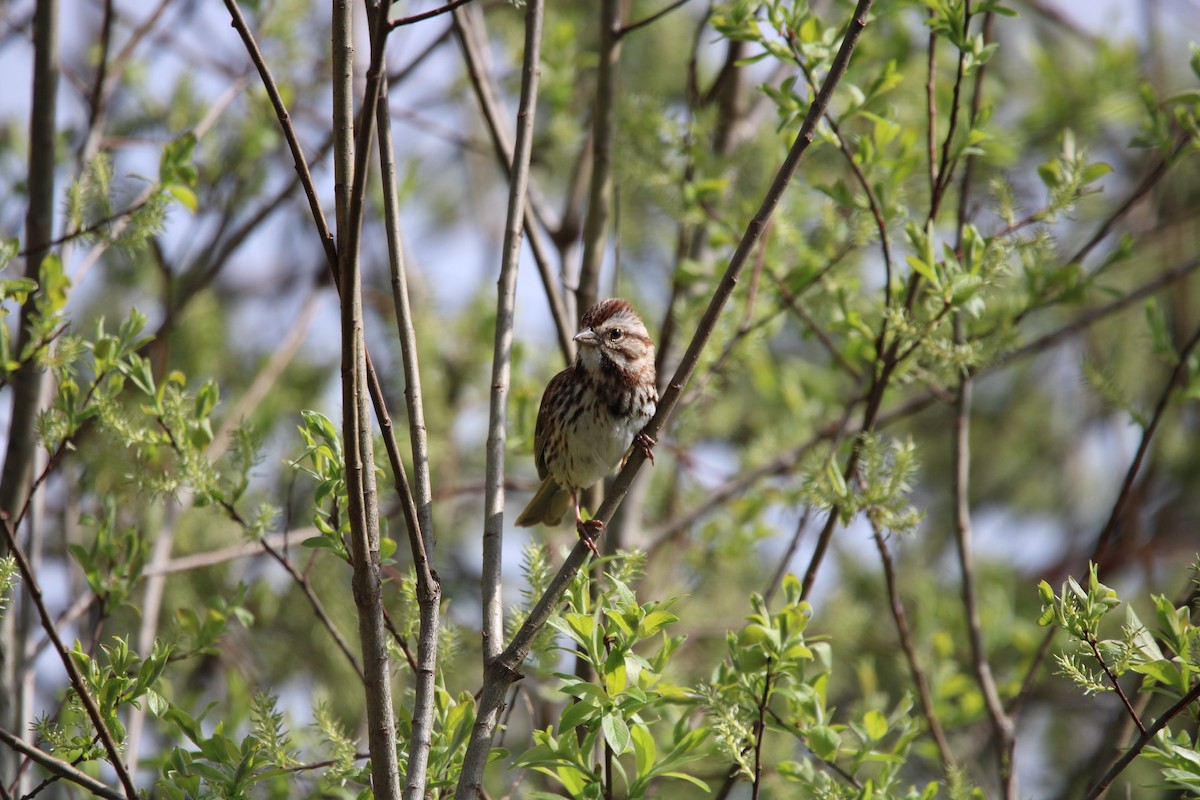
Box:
[635,432,656,465]
[576,518,605,557]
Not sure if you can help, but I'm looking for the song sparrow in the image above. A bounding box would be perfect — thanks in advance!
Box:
[515,298,657,552]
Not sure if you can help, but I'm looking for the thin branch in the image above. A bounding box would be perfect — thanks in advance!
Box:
[0,515,137,799]
[259,536,365,680]
[617,0,693,39]
[932,1,973,208]
[1014,135,1191,326]
[16,199,149,260]
[751,664,773,800]
[480,0,545,666]
[952,313,1016,797]
[391,0,475,27]
[136,529,309,575]
[372,8,443,795]
[1093,320,1200,565]
[452,4,574,362]
[1083,681,1200,800]
[336,0,403,792]
[576,0,623,315]
[222,0,338,268]
[0,727,124,800]
[872,527,956,769]
[1011,317,1200,733]
[791,59,894,301]
[1087,635,1147,736]
[454,2,876,794]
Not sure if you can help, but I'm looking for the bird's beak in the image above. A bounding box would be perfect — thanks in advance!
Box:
[573,329,599,347]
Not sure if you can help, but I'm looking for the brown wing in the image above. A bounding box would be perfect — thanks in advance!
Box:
[532,366,574,482]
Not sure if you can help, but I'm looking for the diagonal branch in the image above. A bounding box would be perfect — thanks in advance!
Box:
[1083,681,1200,800]
[453,2,876,794]
[0,514,137,800]
[0,727,124,800]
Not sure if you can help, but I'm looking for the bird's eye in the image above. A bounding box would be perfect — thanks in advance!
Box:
[608,328,623,341]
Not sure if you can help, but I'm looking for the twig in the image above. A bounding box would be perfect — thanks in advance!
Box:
[259,537,364,680]
[1087,635,1147,736]
[0,515,137,799]
[451,4,574,361]
[1014,135,1191,326]
[453,2,876,795]
[16,200,149,260]
[791,59,894,302]
[1093,320,1200,565]
[222,0,337,268]
[576,0,624,314]
[480,0,545,667]
[872,527,956,769]
[751,664,773,800]
[932,1,973,209]
[1010,318,1200,745]
[952,310,1016,796]
[0,727,124,800]
[373,12,443,798]
[617,0,693,38]
[334,0,402,796]
[1083,681,1200,800]
[390,0,475,28]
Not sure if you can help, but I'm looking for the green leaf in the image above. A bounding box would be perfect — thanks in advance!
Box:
[809,725,840,760]
[631,723,656,779]
[601,713,631,755]
[863,709,888,741]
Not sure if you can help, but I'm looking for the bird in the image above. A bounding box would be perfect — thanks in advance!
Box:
[515,298,658,554]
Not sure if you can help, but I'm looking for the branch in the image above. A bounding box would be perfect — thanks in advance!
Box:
[390,0,474,28]
[372,7,443,797]
[1093,319,1200,566]
[259,536,364,680]
[0,727,124,800]
[576,0,623,315]
[1083,680,1200,800]
[454,2,876,794]
[617,0,693,39]
[952,312,1016,796]
[2,0,60,783]
[0,515,137,799]
[481,0,544,664]
[872,528,956,770]
[452,4,575,361]
[334,0,401,796]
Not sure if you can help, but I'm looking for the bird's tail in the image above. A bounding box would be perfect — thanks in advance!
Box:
[515,477,572,527]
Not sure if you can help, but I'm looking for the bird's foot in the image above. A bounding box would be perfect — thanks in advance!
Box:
[634,431,656,465]
[575,517,604,557]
